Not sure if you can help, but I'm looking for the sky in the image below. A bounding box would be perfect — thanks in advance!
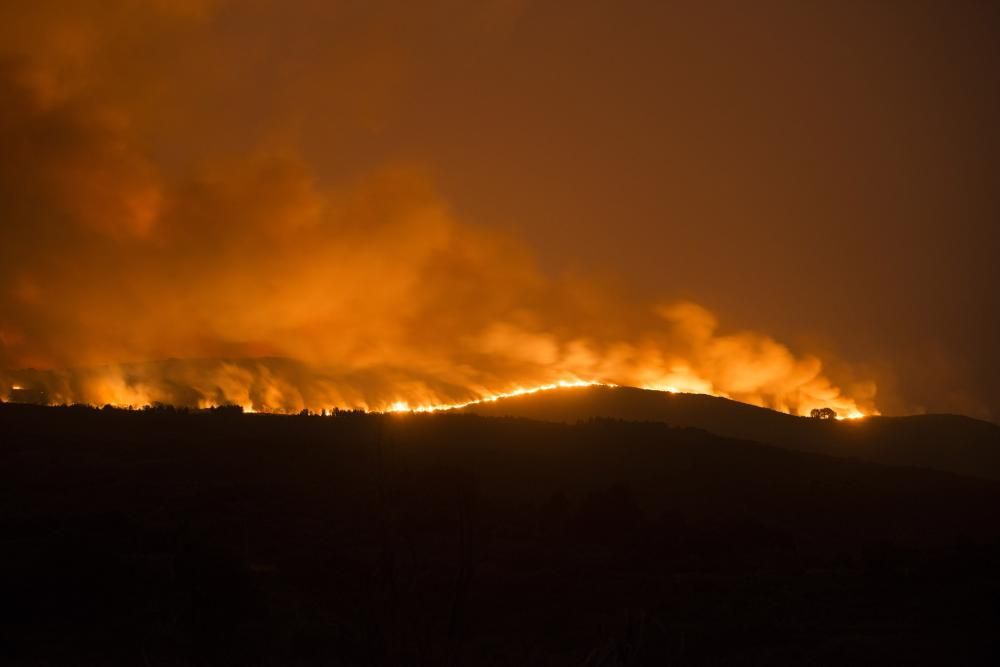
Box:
[0,0,997,419]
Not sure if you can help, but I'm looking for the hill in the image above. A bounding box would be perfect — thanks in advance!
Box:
[458,385,1000,479]
[2,403,1000,664]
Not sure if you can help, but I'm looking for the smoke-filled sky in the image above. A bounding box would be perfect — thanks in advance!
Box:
[0,1,997,419]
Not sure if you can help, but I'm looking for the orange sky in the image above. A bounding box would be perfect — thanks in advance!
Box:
[0,1,996,418]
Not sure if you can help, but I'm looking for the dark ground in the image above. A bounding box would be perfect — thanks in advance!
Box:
[2,403,999,665]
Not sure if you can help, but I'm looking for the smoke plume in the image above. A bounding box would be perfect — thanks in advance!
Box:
[0,1,877,416]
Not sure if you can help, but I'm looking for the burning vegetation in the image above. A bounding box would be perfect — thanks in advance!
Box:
[0,2,880,419]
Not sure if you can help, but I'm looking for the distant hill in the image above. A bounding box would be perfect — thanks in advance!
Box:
[458,385,1000,480]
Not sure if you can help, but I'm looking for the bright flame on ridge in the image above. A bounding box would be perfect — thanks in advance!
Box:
[5,372,871,419]
[381,379,870,420]
[383,379,608,414]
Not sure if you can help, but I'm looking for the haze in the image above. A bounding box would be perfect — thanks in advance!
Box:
[0,1,997,419]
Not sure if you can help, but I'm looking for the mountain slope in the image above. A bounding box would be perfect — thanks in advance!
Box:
[458,385,1000,479]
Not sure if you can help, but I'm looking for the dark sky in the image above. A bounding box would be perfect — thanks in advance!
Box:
[0,1,997,418]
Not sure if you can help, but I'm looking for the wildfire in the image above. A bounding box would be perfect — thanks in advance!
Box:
[379,378,870,420]
[0,4,888,428]
[3,366,871,419]
[384,379,608,414]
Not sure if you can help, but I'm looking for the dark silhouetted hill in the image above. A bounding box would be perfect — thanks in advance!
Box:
[458,385,1000,480]
[2,402,1000,664]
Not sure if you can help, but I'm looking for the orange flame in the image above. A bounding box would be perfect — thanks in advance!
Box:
[378,377,871,419]
[384,379,608,414]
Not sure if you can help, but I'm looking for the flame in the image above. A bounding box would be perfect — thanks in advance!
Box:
[2,356,874,417]
[378,377,873,419]
[383,379,607,414]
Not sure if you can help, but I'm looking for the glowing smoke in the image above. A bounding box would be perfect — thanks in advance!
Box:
[0,1,877,416]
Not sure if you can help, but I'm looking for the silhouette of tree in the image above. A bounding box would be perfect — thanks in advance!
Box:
[811,407,838,420]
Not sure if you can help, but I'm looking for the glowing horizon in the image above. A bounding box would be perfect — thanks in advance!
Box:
[5,376,871,420]
[379,379,870,419]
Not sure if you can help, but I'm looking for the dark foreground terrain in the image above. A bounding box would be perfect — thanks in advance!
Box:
[2,403,1000,665]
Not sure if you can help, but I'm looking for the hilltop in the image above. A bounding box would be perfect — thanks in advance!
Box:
[457,384,1000,479]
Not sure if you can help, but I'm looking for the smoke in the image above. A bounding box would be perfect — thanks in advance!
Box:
[0,1,877,416]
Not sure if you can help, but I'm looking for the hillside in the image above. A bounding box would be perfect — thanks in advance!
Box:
[2,403,1000,664]
[458,385,1000,479]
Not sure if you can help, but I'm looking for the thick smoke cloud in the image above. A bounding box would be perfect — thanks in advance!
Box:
[0,1,877,415]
